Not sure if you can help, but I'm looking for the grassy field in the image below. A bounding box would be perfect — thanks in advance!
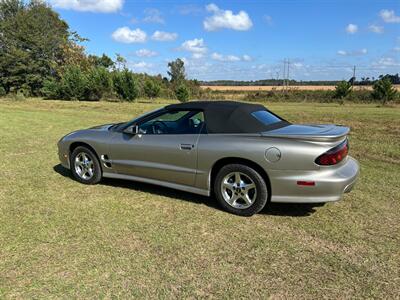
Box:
[0,98,399,298]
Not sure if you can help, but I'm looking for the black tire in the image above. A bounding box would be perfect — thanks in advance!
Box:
[70,146,102,184]
[214,164,268,216]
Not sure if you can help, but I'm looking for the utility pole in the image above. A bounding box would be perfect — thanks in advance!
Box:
[287,59,290,89]
[282,59,287,91]
[352,65,356,87]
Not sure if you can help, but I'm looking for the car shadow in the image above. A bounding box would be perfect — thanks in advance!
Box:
[53,164,217,209]
[260,202,324,217]
[53,164,321,217]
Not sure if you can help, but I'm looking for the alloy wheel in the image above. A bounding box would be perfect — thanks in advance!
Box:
[74,152,94,180]
[221,172,257,209]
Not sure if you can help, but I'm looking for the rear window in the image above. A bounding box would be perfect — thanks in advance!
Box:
[251,110,282,126]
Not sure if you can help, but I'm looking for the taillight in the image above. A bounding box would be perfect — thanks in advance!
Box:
[315,140,349,166]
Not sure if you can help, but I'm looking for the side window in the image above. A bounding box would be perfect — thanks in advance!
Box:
[189,112,205,132]
[138,110,206,135]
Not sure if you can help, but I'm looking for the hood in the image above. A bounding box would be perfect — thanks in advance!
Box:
[89,123,114,131]
[261,124,350,142]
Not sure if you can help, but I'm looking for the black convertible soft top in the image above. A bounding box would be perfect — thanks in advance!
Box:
[165,101,289,134]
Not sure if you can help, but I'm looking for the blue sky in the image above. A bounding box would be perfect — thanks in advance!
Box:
[50,0,399,81]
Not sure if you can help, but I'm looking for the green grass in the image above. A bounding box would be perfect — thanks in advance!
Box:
[0,98,399,298]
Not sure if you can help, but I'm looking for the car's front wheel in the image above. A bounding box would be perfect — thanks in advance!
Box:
[214,164,268,216]
[70,146,102,184]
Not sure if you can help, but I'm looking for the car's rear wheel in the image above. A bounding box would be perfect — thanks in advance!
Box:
[70,146,102,184]
[214,164,268,216]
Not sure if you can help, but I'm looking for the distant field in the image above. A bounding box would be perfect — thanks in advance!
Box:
[201,85,400,91]
[0,98,399,298]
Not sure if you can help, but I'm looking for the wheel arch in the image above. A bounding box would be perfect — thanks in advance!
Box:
[210,157,271,201]
[69,142,102,170]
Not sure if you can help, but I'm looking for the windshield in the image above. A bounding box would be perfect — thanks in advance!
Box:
[251,110,283,126]
[110,108,164,131]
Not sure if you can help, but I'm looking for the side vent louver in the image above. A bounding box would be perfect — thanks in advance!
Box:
[101,155,112,169]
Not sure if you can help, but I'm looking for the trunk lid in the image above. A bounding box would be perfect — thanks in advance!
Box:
[261,124,350,142]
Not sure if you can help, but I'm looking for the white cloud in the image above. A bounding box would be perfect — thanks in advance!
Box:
[143,8,165,24]
[380,9,400,23]
[204,3,253,31]
[292,62,304,68]
[192,53,205,59]
[180,38,207,58]
[374,57,400,67]
[151,31,178,41]
[111,27,147,43]
[359,48,368,55]
[135,49,158,57]
[242,54,252,61]
[177,4,203,15]
[211,53,252,62]
[50,0,123,13]
[131,61,153,69]
[368,24,384,34]
[346,23,358,34]
[358,48,368,55]
[264,15,273,25]
[211,52,240,62]
[394,47,400,52]
[337,48,367,56]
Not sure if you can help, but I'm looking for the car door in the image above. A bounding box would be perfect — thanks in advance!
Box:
[109,110,205,187]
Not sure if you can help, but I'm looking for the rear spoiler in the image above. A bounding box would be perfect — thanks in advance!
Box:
[261,125,350,143]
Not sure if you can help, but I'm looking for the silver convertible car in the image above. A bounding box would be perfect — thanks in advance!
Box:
[58,101,359,216]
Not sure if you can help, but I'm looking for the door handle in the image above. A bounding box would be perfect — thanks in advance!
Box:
[180,144,194,150]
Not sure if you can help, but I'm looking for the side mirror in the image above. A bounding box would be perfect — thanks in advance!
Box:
[123,125,139,135]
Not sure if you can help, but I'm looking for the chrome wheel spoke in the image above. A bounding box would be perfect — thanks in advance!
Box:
[228,194,238,206]
[243,183,255,192]
[223,181,234,191]
[234,172,241,185]
[243,194,253,205]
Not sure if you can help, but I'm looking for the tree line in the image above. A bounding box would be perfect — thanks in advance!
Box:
[201,79,340,86]
[0,0,199,102]
[201,74,400,87]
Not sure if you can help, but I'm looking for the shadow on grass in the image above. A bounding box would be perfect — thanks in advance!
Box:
[53,164,217,210]
[260,202,323,217]
[54,164,321,217]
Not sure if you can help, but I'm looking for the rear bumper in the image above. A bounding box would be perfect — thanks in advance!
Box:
[270,156,360,203]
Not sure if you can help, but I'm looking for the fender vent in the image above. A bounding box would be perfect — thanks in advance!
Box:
[101,155,112,169]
